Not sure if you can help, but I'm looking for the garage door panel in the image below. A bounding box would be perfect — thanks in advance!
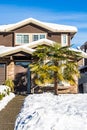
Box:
[0,64,6,85]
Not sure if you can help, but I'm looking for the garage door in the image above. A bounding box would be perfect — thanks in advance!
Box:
[0,64,6,85]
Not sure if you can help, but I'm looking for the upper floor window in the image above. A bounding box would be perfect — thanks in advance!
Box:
[15,33,46,45]
[61,34,68,46]
[32,34,46,41]
[15,34,29,44]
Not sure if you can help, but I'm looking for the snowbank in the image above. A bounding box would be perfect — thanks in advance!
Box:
[0,85,15,111]
[0,85,10,93]
[14,93,87,130]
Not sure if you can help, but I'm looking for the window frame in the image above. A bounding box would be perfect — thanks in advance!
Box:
[15,33,30,45]
[32,33,47,41]
[0,63,6,68]
[15,33,47,45]
[61,34,68,46]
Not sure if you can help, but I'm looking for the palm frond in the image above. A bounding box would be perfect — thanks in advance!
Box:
[30,42,81,94]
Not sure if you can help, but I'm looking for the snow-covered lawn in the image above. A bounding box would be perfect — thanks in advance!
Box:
[0,85,15,111]
[14,93,87,130]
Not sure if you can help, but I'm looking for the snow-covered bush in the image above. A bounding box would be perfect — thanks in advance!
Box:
[0,85,11,100]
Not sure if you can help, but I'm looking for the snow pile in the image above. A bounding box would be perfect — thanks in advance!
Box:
[15,93,87,130]
[0,85,15,111]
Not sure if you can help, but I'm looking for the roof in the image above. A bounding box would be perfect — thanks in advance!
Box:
[79,65,87,70]
[0,39,87,58]
[0,39,54,57]
[22,39,54,48]
[0,45,34,57]
[0,18,77,34]
[80,41,87,50]
[69,48,87,58]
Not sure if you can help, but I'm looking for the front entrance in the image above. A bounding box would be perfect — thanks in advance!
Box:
[14,62,31,94]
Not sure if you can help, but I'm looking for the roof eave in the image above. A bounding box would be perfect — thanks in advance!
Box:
[0,47,34,57]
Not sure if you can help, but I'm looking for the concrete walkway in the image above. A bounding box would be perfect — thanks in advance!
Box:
[0,95,26,130]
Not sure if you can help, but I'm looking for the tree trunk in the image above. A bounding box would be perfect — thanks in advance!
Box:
[54,72,58,95]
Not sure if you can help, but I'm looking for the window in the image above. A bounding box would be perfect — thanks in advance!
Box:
[15,33,46,45]
[61,34,68,46]
[0,63,5,68]
[15,34,29,44]
[33,35,38,41]
[33,34,46,41]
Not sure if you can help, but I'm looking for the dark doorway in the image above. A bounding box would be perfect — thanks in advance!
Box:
[14,72,27,94]
[78,84,84,93]
[14,62,31,94]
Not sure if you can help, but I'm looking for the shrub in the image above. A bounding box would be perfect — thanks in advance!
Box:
[0,93,3,100]
[7,88,10,95]
[2,92,5,97]
[4,79,14,92]
[0,86,11,101]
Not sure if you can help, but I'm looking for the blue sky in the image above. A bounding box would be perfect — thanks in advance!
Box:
[0,0,87,48]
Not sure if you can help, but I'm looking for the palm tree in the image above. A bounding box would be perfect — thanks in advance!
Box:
[30,43,81,95]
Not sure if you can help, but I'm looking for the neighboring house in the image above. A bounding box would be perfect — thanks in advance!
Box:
[0,18,78,94]
[78,42,87,93]
[79,41,87,66]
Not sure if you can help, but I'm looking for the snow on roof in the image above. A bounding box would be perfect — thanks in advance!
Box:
[0,24,15,31]
[0,18,77,34]
[0,45,34,57]
[0,39,87,58]
[70,48,87,58]
[0,39,54,57]
[43,22,77,32]
[22,39,54,48]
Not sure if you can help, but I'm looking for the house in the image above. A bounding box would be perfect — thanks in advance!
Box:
[78,42,87,93]
[79,41,87,67]
[0,18,78,94]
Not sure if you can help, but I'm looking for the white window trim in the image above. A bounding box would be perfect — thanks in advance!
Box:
[15,33,30,45]
[32,33,47,41]
[15,33,47,45]
[61,34,68,46]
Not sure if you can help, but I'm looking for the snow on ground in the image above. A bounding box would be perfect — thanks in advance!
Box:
[0,85,15,111]
[14,93,87,130]
[0,85,10,93]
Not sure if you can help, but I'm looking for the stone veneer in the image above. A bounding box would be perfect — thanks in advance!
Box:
[7,61,15,80]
